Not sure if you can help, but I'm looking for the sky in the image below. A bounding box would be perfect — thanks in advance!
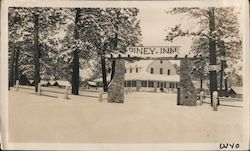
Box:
[137,7,193,51]
[81,8,193,80]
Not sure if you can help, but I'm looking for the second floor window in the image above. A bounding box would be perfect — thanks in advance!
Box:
[150,68,154,74]
[168,69,170,75]
[136,68,138,73]
[160,68,163,74]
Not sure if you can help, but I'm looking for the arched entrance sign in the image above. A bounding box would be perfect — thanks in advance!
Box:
[105,46,202,106]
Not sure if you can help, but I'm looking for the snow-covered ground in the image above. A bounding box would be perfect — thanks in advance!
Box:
[8,87,243,144]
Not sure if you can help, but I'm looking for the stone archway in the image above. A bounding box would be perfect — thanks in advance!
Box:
[105,46,199,106]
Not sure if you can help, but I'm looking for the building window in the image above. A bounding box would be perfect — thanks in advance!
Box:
[168,69,170,75]
[160,68,163,74]
[148,81,154,87]
[130,68,132,73]
[124,81,127,87]
[125,69,126,73]
[141,81,147,87]
[160,60,163,64]
[164,82,166,88]
[132,81,136,87]
[157,82,160,88]
[150,68,154,74]
[136,68,138,73]
[169,83,172,88]
[127,81,132,87]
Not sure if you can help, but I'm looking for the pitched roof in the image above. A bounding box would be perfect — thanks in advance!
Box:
[87,81,97,86]
[125,60,154,72]
[229,87,242,94]
[55,80,71,87]
[48,80,56,85]
[40,80,48,85]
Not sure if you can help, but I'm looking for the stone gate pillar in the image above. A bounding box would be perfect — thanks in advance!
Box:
[108,59,125,103]
[179,59,197,106]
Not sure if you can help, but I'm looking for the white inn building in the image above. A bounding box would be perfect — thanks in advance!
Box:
[94,60,180,92]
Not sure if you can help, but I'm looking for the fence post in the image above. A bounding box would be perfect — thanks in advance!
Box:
[16,80,19,91]
[212,91,218,111]
[65,86,69,99]
[98,88,103,102]
[37,82,41,95]
[200,90,204,105]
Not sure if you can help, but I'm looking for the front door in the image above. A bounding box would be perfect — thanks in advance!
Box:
[160,82,164,92]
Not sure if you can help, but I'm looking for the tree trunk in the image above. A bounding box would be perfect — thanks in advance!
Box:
[208,8,218,105]
[71,8,81,95]
[110,59,116,81]
[219,41,226,97]
[200,72,203,89]
[219,61,224,97]
[14,48,20,82]
[72,50,79,95]
[110,17,119,82]
[101,54,108,92]
[33,13,40,92]
[225,77,228,97]
[9,46,16,89]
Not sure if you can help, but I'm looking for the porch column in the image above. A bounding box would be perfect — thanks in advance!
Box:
[136,80,141,91]
[154,81,157,92]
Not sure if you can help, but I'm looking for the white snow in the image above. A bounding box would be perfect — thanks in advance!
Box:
[8,87,243,145]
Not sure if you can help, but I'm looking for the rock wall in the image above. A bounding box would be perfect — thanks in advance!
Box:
[107,59,125,103]
[179,59,197,106]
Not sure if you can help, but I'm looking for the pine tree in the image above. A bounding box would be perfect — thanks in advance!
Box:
[165,7,241,104]
[8,7,67,91]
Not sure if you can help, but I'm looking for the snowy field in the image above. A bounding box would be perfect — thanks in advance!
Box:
[8,87,243,144]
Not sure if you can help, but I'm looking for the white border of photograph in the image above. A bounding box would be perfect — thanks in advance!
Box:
[1,0,249,150]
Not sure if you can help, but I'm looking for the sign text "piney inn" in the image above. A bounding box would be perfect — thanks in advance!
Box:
[126,46,180,58]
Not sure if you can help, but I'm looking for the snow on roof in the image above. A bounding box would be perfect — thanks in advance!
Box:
[40,80,48,85]
[87,81,96,86]
[48,80,56,85]
[55,80,71,86]
[125,60,154,69]
[230,87,242,94]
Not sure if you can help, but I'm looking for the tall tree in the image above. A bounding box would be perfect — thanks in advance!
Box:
[61,8,101,94]
[8,8,24,88]
[8,7,67,92]
[165,7,241,104]
[71,8,81,95]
